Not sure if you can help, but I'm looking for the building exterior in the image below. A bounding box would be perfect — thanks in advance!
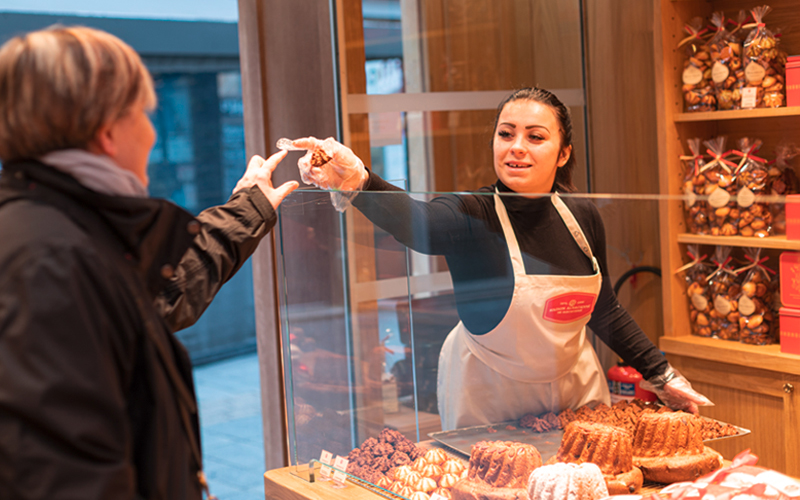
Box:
[0,12,252,364]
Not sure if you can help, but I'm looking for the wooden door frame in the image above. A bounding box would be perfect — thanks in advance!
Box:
[238,0,340,471]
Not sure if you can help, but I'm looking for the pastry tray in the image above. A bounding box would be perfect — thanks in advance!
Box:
[429,422,565,461]
[428,416,750,460]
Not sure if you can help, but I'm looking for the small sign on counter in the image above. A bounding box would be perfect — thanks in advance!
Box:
[319,450,333,481]
[332,455,349,487]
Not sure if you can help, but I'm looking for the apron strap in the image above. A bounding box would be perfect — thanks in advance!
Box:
[493,190,599,275]
[550,194,599,273]
[493,191,525,276]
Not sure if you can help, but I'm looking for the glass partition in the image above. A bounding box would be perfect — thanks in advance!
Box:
[272,187,791,497]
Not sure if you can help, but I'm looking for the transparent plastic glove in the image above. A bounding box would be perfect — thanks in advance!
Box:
[282,136,368,212]
[639,364,713,414]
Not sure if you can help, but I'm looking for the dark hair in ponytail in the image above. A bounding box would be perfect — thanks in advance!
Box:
[491,88,577,193]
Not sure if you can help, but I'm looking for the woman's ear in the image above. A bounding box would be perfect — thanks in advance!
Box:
[557,145,573,168]
[87,122,117,157]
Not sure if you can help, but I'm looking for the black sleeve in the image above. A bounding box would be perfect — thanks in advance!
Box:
[585,206,669,380]
[0,245,137,499]
[352,171,480,254]
[156,185,276,331]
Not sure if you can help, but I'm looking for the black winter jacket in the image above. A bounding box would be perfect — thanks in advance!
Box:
[0,160,276,499]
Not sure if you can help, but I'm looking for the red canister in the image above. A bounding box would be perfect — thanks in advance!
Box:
[607,362,658,403]
[787,56,800,108]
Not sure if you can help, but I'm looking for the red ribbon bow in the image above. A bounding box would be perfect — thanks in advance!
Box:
[744,254,777,275]
[703,148,738,173]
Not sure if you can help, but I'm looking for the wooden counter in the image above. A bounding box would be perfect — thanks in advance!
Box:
[264,466,379,500]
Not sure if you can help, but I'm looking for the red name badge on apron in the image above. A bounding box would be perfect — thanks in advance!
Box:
[543,292,597,323]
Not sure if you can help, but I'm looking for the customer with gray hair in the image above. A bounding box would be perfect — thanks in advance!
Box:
[0,26,297,499]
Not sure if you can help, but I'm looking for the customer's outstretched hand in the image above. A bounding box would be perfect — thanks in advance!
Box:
[233,150,299,209]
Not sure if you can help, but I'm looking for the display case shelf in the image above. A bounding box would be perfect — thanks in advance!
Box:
[674,107,800,123]
[676,234,800,250]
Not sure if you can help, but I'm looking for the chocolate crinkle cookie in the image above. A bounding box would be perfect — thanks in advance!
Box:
[343,427,425,484]
[310,148,332,167]
[391,451,411,467]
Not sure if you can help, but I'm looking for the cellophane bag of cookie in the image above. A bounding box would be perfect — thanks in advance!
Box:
[742,5,785,108]
[735,248,777,345]
[681,245,713,338]
[706,246,741,341]
[702,137,740,236]
[769,144,800,235]
[681,139,710,234]
[709,12,745,110]
[733,137,772,237]
[680,17,715,112]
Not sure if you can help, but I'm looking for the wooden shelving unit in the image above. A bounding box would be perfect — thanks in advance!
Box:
[660,336,800,376]
[675,234,800,250]
[654,0,800,476]
[674,106,800,122]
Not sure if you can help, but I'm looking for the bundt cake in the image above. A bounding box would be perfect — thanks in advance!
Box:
[451,441,542,500]
[632,411,723,483]
[527,462,608,500]
[553,421,643,494]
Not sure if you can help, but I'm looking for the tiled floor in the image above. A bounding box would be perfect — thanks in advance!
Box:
[194,352,265,500]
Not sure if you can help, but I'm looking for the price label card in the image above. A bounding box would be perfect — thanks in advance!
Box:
[332,456,349,485]
[319,450,333,480]
[431,494,449,500]
[741,87,758,109]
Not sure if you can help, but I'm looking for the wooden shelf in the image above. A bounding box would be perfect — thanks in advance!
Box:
[676,233,800,250]
[674,107,800,123]
[661,335,800,376]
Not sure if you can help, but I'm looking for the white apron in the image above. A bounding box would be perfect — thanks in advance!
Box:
[437,193,610,430]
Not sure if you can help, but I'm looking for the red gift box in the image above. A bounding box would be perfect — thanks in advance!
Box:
[786,194,800,240]
[788,56,800,108]
[780,252,800,307]
[779,307,800,354]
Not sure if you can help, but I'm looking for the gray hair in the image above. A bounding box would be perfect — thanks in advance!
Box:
[0,25,156,162]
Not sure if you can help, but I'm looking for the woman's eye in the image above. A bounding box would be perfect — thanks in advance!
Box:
[529,134,544,141]
[498,130,512,138]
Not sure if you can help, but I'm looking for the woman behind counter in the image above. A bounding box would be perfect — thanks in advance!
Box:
[0,26,297,498]
[292,88,711,431]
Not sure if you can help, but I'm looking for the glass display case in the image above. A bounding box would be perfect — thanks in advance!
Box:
[267,186,790,498]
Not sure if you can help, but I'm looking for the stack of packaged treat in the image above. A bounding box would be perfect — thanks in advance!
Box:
[709,11,746,110]
[769,145,800,235]
[679,137,799,238]
[742,5,786,108]
[733,137,771,237]
[681,139,711,234]
[707,246,741,341]
[676,4,789,111]
[703,137,740,236]
[679,245,779,345]
[735,248,778,345]
[681,245,713,338]
[681,17,715,112]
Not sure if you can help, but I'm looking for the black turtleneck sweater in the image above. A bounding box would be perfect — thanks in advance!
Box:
[352,172,668,380]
